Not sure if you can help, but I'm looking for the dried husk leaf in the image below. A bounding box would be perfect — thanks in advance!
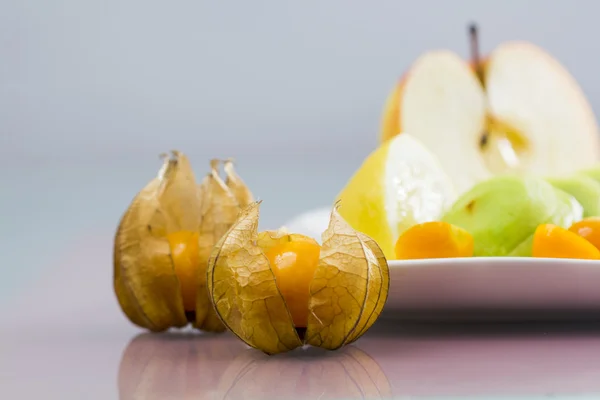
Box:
[114,153,200,331]
[207,201,302,354]
[194,160,242,331]
[345,232,389,344]
[199,308,227,332]
[114,196,158,330]
[224,159,254,207]
[338,241,381,345]
[305,204,388,349]
[148,151,202,234]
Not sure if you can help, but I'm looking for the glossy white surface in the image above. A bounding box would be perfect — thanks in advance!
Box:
[384,258,600,321]
[5,321,600,399]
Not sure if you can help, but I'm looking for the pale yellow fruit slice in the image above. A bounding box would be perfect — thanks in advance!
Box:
[336,133,456,259]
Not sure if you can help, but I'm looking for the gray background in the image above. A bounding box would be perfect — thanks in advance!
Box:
[2,0,600,302]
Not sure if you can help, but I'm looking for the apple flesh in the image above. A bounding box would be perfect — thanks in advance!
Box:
[380,28,600,196]
[579,165,600,184]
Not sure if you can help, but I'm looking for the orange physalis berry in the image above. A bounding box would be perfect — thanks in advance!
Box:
[394,221,474,260]
[568,217,600,251]
[264,240,321,328]
[166,231,201,312]
[532,224,600,260]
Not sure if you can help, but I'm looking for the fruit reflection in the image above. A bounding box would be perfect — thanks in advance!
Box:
[217,346,392,399]
[118,333,391,400]
[118,332,245,400]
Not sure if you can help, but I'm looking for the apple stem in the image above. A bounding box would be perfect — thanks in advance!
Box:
[469,23,484,85]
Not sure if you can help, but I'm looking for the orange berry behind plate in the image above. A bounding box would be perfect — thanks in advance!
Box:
[569,217,600,251]
[532,224,600,260]
[394,221,474,260]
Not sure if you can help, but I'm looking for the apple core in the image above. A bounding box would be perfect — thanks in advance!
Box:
[479,115,530,174]
[470,24,531,175]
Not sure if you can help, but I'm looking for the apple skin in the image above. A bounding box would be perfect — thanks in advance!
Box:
[380,76,406,143]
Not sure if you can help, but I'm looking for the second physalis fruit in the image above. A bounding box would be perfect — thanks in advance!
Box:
[532,224,600,259]
[395,221,474,260]
[569,217,600,251]
[206,201,390,355]
[113,151,253,333]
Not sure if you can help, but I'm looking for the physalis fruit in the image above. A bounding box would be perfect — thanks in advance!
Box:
[532,224,600,260]
[394,221,474,260]
[207,201,390,355]
[569,217,600,251]
[113,151,253,332]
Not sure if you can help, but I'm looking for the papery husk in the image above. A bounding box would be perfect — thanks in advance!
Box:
[113,152,196,331]
[305,204,390,350]
[194,160,242,331]
[114,153,254,333]
[347,232,389,343]
[207,201,389,354]
[194,159,253,331]
[224,159,254,207]
[207,202,303,354]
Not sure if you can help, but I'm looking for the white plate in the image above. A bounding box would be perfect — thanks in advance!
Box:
[382,257,600,322]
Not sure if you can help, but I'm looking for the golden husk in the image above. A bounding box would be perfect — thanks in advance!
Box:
[206,201,389,354]
[304,204,390,349]
[207,202,303,354]
[114,152,253,332]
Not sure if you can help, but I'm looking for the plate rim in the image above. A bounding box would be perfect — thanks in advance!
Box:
[388,257,600,267]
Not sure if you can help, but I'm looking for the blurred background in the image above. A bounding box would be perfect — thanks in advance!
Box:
[2,0,600,321]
